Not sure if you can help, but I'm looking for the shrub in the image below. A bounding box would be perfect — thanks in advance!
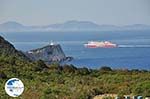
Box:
[100,66,112,71]
[63,64,77,73]
[49,63,62,71]
[132,81,150,97]
[0,71,7,79]
[33,60,48,71]
[77,67,90,75]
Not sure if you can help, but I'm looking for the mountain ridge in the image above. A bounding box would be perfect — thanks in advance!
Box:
[0,20,150,32]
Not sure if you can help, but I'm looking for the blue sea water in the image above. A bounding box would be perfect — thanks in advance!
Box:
[1,31,150,70]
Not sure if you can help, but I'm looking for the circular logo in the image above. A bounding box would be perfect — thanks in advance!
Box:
[5,78,24,97]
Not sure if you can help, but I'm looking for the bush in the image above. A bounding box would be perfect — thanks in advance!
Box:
[77,67,90,75]
[0,71,7,79]
[33,60,48,71]
[49,63,62,72]
[63,64,77,73]
[100,66,112,71]
[132,81,150,97]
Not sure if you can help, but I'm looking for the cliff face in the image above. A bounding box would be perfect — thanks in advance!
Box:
[0,35,72,63]
[0,35,29,60]
[25,44,70,63]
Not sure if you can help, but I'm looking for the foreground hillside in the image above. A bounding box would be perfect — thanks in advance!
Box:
[0,55,150,99]
[0,35,150,99]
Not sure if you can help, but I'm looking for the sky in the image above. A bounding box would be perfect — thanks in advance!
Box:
[0,0,150,26]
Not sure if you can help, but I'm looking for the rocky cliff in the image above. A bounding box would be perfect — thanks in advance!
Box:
[0,35,72,63]
[0,35,29,60]
[25,44,72,63]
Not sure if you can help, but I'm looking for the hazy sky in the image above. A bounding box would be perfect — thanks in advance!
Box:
[0,0,150,26]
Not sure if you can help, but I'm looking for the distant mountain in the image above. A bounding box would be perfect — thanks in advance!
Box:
[57,20,100,28]
[0,21,37,32]
[0,21,26,32]
[0,21,24,28]
[123,24,150,30]
[0,20,150,32]
[41,20,101,31]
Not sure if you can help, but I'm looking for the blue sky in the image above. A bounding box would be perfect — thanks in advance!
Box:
[0,0,150,26]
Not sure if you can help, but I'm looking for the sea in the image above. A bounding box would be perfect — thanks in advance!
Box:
[1,30,150,70]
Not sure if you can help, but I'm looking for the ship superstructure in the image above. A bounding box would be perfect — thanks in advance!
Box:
[84,41,117,48]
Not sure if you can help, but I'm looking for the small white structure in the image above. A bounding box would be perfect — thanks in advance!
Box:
[49,41,56,45]
[50,42,54,45]
[28,51,33,54]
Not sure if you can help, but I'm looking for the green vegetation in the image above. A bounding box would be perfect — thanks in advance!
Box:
[0,56,150,99]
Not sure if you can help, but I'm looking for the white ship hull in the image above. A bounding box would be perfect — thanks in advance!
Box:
[84,41,117,48]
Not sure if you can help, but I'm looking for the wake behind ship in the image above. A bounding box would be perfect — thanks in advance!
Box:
[84,41,118,48]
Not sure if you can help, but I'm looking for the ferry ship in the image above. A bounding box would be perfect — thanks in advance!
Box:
[84,41,117,48]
